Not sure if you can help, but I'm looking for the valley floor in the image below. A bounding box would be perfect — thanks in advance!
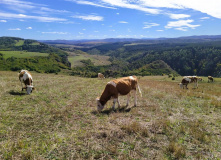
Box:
[0,71,220,159]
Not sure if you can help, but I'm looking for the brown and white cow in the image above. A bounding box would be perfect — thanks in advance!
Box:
[179,76,202,89]
[98,73,105,79]
[19,70,35,94]
[208,76,213,82]
[96,76,142,111]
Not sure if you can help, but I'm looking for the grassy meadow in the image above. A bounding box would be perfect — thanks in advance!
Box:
[0,51,48,59]
[68,53,111,67]
[0,71,220,159]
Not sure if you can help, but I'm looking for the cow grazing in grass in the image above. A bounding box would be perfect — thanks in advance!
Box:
[98,73,105,79]
[179,76,202,89]
[19,70,35,94]
[96,76,142,111]
[208,76,214,82]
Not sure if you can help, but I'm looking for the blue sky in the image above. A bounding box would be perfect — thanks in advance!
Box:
[0,0,221,40]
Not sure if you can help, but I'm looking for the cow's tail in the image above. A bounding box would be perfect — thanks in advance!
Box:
[137,84,142,97]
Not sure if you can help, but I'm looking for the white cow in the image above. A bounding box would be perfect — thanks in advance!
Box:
[179,76,202,89]
[98,73,105,79]
[19,70,35,94]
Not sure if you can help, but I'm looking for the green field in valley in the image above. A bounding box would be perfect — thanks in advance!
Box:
[14,40,24,46]
[0,51,48,59]
[0,71,220,159]
[68,53,111,67]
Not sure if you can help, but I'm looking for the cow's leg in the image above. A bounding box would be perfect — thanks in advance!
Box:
[117,98,121,108]
[112,98,120,110]
[134,90,137,107]
[20,81,23,91]
[126,93,130,107]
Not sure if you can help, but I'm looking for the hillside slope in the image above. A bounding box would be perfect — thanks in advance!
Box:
[78,41,221,77]
[0,71,220,159]
[0,37,70,73]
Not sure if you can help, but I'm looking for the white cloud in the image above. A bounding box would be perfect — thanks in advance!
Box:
[165,19,200,31]
[200,17,210,20]
[0,0,37,9]
[0,0,70,22]
[40,7,69,13]
[119,21,128,23]
[26,27,32,29]
[72,0,221,19]
[0,20,7,22]
[157,30,164,32]
[42,32,68,34]
[0,12,67,22]
[143,22,159,29]
[140,0,221,19]
[73,15,103,21]
[8,28,21,30]
[101,0,161,14]
[0,0,45,13]
[67,0,117,9]
[175,27,188,31]
[168,13,190,19]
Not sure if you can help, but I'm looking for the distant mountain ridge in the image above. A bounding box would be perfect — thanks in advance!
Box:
[40,35,221,45]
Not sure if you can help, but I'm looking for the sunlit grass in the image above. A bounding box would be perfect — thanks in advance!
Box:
[0,72,220,159]
[68,53,111,67]
[0,51,48,59]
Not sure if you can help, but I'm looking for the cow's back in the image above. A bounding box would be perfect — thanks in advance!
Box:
[19,70,33,85]
[113,76,137,95]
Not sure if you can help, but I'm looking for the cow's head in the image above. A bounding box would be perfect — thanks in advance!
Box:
[26,85,35,95]
[96,97,104,111]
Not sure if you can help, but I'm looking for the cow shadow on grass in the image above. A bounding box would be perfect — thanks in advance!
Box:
[9,90,26,96]
[91,106,135,115]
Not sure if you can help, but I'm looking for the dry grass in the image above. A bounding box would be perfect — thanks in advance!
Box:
[0,72,220,159]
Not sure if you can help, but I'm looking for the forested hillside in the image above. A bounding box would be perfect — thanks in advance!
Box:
[78,40,221,77]
[1,36,221,77]
[0,37,70,73]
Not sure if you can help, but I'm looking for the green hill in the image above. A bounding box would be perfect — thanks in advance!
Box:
[0,37,70,73]
[77,40,221,77]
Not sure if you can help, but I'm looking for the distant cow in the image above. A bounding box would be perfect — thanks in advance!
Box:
[208,76,213,82]
[19,70,35,94]
[179,76,202,89]
[96,76,142,111]
[98,73,105,79]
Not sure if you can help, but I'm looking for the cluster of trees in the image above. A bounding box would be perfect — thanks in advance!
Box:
[0,53,70,73]
[79,41,221,77]
[0,37,71,73]
[0,37,67,56]
[1,36,221,77]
